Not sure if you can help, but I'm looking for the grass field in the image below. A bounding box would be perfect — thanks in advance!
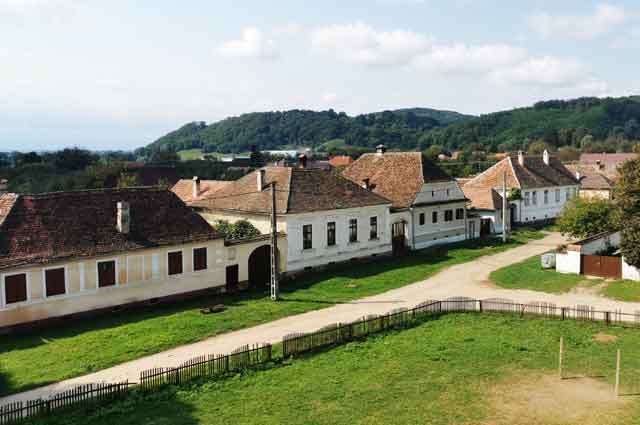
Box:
[25,313,640,425]
[0,230,544,397]
[490,255,601,293]
[601,280,640,302]
[177,148,205,160]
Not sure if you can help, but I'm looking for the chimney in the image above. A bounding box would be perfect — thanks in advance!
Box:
[517,151,524,166]
[192,176,201,199]
[257,169,265,191]
[543,149,550,165]
[117,201,130,234]
[298,153,308,169]
[362,178,370,190]
[575,170,581,181]
[376,144,386,156]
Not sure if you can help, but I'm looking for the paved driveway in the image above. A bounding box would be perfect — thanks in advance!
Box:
[4,231,640,405]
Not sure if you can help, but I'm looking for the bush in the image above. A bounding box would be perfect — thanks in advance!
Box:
[556,198,617,239]
[215,219,261,240]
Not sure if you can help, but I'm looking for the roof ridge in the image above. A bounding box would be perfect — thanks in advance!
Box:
[506,157,521,188]
[21,186,166,199]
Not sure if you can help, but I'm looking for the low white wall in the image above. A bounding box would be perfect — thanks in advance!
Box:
[623,258,640,281]
[556,250,581,274]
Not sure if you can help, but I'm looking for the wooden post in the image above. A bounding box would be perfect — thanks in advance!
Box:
[558,336,564,379]
[615,349,621,398]
[270,182,279,301]
[502,172,508,243]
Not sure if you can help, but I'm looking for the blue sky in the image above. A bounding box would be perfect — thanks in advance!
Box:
[0,0,638,151]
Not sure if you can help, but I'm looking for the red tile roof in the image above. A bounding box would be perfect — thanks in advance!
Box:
[342,152,455,209]
[580,153,636,166]
[191,167,391,215]
[329,156,354,167]
[462,187,503,211]
[0,188,221,270]
[171,179,231,203]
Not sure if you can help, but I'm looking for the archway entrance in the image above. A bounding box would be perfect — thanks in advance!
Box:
[248,245,272,289]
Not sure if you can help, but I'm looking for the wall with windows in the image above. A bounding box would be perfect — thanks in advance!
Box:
[285,204,392,271]
[0,237,287,329]
[518,185,579,223]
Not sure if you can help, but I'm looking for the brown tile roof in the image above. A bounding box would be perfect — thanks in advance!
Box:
[0,188,221,270]
[0,193,18,227]
[191,167,391,215]
[580,153,637,166]
[565,164,615,190]
[462,187,502,211]
[341,152,453,209]
[329,156,354,167]
[464,153,577,190]
[171,179,231,203]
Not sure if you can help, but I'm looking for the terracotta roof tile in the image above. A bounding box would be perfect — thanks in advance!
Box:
[341,152,453,209]
[0,188,220,270]
[191,167,390,215]
[329,156,354,167]
[171,179,231,203]
[462,186,502,211]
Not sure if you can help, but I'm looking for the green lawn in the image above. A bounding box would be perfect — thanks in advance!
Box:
[26,314,640,425]
[177,149,205,160]
[490,255,601,294]
[600,280,640,302]
[0,229,544,397]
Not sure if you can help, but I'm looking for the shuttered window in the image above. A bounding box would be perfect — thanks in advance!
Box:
[168,251,183,276]
[97,261,117,288]
[370,217,378,240]
[327,222,336,246]
[456,208,464,220]
[4,274,27,304]
[303,225,313,250]
[44,268,66,297]
[193,247,207,272]
[349,219,358,243]
[444,210,453,222]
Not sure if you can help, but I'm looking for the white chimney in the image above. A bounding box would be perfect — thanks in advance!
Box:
[376,144,386,156]
[362,178,370,190]
[117,201,130,234]
[517,151,524,166]
[257,169,265,191]
[192,176,201,199]
[575,170,581,181]
[543,149,550,165]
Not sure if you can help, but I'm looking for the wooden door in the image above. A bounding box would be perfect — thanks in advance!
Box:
[582,255,622,279]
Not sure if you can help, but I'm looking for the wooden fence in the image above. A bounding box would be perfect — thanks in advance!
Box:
[0,382,131,425]
[4,296,640,424]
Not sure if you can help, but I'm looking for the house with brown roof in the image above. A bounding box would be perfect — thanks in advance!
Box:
[462,150,579,229]
[0,187,285,332]
[182,157,393,272]
[342,146,477,252]
[564,153,637,200]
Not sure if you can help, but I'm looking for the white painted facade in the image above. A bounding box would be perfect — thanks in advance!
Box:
[515,185,579,223]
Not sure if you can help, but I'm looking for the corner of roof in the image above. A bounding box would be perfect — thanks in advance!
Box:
[506,156,522,188]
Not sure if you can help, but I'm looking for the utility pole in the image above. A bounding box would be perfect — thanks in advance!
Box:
[270,182,279,301]
[502,171,508,243]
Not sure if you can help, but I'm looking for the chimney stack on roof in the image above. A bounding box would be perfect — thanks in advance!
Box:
[257,169,266,191]
[362,178,370,190]
[192,176,201,199]
[298,153,308,169]
[117,201,130,234]
[543,149,550,166]
[517,151,524,166]
[376,144,386,156]
[575,170,581,181]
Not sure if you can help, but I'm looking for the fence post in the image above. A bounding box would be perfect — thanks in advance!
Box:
[605,311,611,326]
[615,349,621,398]
[561,307,566,320]
[478,300,483,313]
[558,336,564,379]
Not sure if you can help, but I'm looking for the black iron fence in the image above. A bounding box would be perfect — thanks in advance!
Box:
[4,296,640,424]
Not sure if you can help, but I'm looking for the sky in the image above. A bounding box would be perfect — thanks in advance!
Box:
[0,0,639,151]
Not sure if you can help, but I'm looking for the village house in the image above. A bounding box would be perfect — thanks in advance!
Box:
[180,157,393,272]
[566,153,637,200]
[0,188,285,332]
[341,145,477,253]
[462,150,579,232]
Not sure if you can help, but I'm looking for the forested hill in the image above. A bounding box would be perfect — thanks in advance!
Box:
[143,97,640,155]
[142,108,474,155]
[423,96,640,152]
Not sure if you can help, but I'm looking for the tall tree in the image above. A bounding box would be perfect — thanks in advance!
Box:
[614,158,640,267]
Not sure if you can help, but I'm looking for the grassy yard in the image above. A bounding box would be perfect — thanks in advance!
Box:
[26,314,640,425]
[600,280,640,302]
[490,255,601,294]
[0,229,544,397]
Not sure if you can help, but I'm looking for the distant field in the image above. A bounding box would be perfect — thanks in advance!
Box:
[177,148,204,160]
[27,314,640,425]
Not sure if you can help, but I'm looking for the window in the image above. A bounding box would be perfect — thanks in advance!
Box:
[327,222,336,246]
[193,247,207,272]
[455,208,464,220]
[555,189,561,203]
[431,190,435,197]
[4,273,27,305]
[97,260,117,287]
[349,219,358,243]
[444,210,453,222]
[544,190,549,204]
[524,192,530,206]
[419,213,425,225]
[446,188,450,196]
[44,267,66,297]
[370,217,378,240]
[532,191,537,205]
[167,251,183,276]
[432,211,438,223]
[303,224,313,249]
[225,265,239,290]
[566,188,571,201]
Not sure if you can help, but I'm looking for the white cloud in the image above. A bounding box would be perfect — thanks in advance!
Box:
[418,43,527,73]
[528,3,626,40]
[311,22,431,66]
[321,92,338,104]
[216,27,279,60]
[490,56,586,87]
